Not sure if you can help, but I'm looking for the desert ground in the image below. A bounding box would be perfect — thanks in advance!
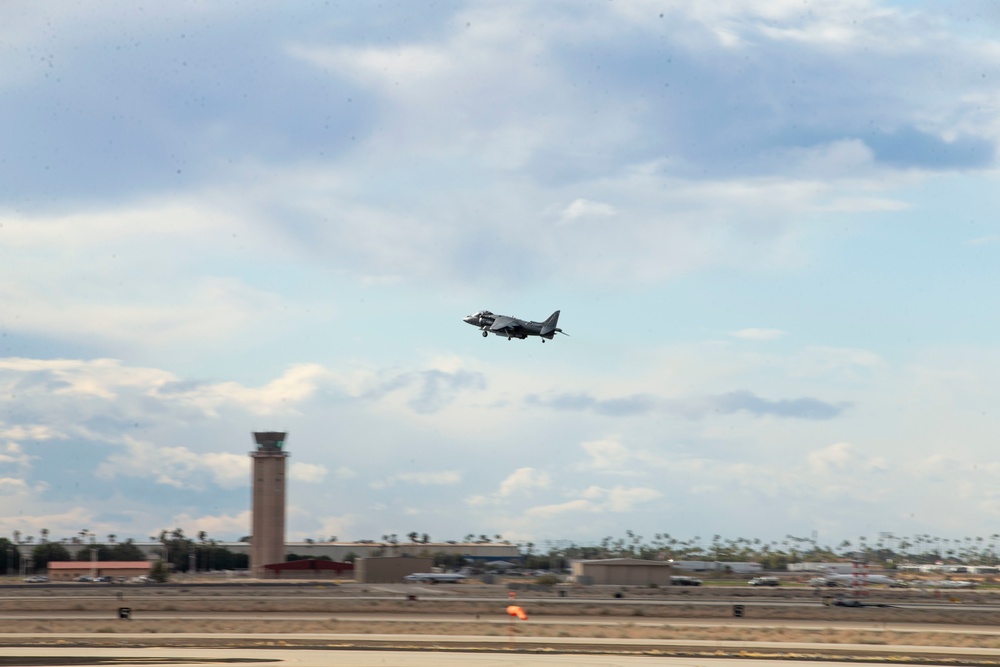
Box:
[4,578,1000,652]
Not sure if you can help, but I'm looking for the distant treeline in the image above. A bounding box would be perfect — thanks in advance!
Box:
[521,532,1000,571]
[0,529,249,575]
[4,529,998,576]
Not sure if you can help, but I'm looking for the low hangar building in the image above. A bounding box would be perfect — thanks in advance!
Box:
[46,561,151,581]
[354,556,434,583]
[262,558,353,580]
[571,558,672,586]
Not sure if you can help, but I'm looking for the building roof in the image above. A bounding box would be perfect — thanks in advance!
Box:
[48,561,151,570]
[264,559,354,572]
[576,558,671,567]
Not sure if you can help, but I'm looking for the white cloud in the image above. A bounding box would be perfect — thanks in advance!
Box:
[313,515,356,542]
[0,358,329,421]
[525,498,593,518]
[289,462,327,484]
[730,328,787,341]
[0,477,28,495]
[807,442,888,477]
[371,470,462,489]
[96,438,249,490]
[525,484,661,518]
[577,437,634,473]
[0,200,312,351]
[1,2,999,548]
[557,198,617,225]
[170,511,251,539]
[0,358,174,401]
[583,485,663,512]
[0,442,32,467]
[0,506,96,541]
[499,467,551,497]
[0,424,65,442]
[467,467,552,506]
[172,364,332,417]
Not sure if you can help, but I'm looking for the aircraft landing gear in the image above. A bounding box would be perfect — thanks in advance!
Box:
[542,339,546,343]
[482,330,488,338]
[507,336,512,340]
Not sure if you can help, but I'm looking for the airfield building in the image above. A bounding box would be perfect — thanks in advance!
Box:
[571,558,673,586]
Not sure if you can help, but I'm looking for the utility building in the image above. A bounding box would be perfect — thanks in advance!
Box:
[250,431,288,577]
[571,558,673,586]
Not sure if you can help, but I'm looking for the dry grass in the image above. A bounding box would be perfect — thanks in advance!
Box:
[5,582,1000,650]
[6,596,1000,626]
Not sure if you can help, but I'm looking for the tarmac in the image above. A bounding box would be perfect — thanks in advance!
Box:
[4,632,1000,666]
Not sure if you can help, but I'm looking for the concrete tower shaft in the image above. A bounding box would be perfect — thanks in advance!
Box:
[250,431,288,577]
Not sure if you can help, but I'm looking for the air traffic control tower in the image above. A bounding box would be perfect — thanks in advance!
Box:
[250,431,288,577]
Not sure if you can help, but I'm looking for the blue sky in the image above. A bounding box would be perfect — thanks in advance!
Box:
[2,0,1000,550]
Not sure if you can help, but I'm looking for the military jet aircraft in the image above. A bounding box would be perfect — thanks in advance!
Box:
[463,309,567,342]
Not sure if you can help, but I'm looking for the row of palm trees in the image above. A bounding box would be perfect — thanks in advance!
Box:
[10,528,1000,567]
[9,528,122,546]
[531,532,1000,568]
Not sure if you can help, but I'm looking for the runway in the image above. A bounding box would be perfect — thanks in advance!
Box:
[0,646,936,667]
[4,634,1000,667]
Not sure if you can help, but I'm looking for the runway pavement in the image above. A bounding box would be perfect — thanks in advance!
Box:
[0,647,976,667]
[4,634,1000,667]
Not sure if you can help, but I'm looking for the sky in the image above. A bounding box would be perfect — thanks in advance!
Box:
[2,0,1000,551]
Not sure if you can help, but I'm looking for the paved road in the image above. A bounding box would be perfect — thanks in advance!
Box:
[3,634,1000,667]
[4,593,993,611]
[0,647,957,667]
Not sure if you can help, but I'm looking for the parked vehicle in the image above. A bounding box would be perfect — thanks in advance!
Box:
[749,576,780,586]
[24,575,48,583]
[670,575,703,586]
[832,598,864,607]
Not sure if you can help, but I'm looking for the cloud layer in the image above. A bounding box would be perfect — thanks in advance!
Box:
[1,2,999,547]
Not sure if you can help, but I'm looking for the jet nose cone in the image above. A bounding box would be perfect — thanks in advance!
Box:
[463,314,478,325]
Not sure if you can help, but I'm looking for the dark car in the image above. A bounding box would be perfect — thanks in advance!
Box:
[832,598,864,607]
[670,575,703,586]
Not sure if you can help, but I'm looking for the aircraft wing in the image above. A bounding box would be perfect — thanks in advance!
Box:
[489,316,523,333]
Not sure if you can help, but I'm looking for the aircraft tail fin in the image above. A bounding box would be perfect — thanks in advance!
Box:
[540,310,562,337]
